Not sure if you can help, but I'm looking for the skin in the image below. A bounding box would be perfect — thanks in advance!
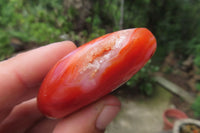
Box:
[0,41,121,133]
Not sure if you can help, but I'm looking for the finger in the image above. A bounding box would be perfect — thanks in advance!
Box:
[0,98,43,133]
[0,86,38,122]
[26,119,59,133]
[26,95,120,133]
[53,95,121,133]
[0,41,76,120]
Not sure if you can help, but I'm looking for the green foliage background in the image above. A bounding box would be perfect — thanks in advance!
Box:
[0,0,200,116]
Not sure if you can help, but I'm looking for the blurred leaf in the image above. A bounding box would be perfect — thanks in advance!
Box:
[192,96,200,117]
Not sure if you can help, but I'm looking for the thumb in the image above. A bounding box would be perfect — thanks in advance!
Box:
[53,95,121,133]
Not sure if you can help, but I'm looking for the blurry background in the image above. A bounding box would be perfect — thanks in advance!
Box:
[0,0,200,132]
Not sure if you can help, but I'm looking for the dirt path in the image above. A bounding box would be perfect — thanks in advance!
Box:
[106,86,173,133]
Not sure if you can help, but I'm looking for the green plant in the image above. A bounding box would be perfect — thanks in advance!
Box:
[0,30,13,60]
[192,96,200,117]
[84,0,121,42]
[193,43,200,71]
[196,82,200,91]
[126,60,159,96]
[0,0,76,60]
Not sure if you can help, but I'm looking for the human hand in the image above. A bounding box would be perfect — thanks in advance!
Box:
[0,41,121,133]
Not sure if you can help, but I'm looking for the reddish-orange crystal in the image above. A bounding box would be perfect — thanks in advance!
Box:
[37,28,157,118]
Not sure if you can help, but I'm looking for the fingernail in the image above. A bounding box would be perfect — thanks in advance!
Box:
[96,105,120,130]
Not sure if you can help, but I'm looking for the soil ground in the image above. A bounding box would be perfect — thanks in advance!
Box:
[106,85,173,133]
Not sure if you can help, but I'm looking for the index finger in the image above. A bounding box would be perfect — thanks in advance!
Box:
[0,41,76,116]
